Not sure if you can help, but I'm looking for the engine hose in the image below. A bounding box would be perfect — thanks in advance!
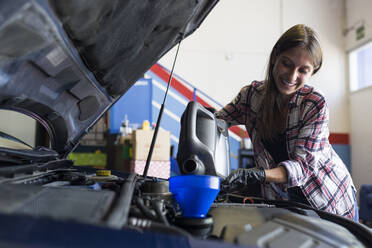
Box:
[152,199,169,226]
[105,174,136,228]
[128,217,191,238]
[135,197,157,220]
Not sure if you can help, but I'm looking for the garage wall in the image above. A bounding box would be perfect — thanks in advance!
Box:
[345,0,372,191]
[345,0,372,51]
[160,0,349,134]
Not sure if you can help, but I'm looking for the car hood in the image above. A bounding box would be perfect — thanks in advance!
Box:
[0,0,218,157]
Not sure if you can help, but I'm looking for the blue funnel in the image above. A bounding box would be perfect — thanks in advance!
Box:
[169,175,220,218]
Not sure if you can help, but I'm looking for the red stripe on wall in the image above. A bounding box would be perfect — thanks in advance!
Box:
[149,64,349,144]
[150,64,211,106]
[150,64,194,101]
[329,133,349,145]
[229,126,249,138]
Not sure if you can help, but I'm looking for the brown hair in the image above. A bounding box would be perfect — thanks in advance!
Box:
[259,24,323,141]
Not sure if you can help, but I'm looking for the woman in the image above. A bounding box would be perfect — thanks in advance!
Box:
[216,24,358,221]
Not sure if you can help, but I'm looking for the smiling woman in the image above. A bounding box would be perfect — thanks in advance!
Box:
[217,24,358,221]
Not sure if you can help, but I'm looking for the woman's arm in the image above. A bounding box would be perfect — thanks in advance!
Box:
[279,94,328,187]
[265,166,287,183]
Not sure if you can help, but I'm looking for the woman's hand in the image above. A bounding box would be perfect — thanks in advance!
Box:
[223,166,288,189]
[223,168,266,187]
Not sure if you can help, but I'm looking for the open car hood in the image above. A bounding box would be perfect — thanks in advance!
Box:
[0,0,218,157]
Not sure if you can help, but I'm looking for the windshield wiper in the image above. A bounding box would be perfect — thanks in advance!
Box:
[0,131,33,149]
[0,146,59,164]
[0,159,73,178]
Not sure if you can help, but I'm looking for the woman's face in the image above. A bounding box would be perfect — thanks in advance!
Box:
[273,47,315,98]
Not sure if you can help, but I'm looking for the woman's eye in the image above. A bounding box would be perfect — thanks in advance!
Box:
[282,60,290,67]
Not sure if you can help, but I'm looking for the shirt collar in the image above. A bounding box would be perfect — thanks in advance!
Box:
[289,85,309,107]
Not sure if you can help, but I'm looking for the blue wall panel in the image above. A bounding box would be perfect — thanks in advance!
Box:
[151,87,188,115]
[148,72,189,117]
[332,144,351,174]
[151,106,180,154]
[228,136,239,170]
[109,79,152,133]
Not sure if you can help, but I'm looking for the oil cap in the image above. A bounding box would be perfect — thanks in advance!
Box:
[96,170,111,176]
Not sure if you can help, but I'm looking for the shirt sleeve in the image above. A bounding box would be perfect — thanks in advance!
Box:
[279,95,329,187]
[215,85,251,126]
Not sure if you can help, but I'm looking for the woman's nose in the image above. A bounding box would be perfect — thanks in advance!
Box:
[288,69,298,83]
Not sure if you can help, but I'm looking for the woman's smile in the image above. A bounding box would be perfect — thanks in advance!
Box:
[279,77,297,88]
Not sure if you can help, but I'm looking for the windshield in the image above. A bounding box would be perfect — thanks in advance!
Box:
[0,109,50,150]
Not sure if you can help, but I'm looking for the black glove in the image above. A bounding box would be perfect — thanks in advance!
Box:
[223,168,266,187]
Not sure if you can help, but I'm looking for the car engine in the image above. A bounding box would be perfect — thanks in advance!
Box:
[0,160,370,247]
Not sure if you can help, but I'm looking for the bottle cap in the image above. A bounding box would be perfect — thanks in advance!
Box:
[142,120,150,130]
[96,170,111,176]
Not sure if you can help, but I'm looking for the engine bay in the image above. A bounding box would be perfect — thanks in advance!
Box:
[0,161,368,247]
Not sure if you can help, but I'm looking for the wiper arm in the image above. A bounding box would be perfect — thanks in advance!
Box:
[0,146,58,159]
[0,159,73,178]
[0,146,59,163]
[0,154,24,165]
[0,164,38,177]
[0,131,33,149]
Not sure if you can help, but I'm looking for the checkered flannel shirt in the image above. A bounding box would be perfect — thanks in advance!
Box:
[216,81,356,219]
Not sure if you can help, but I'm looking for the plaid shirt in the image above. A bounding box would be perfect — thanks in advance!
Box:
[216,81,356,219]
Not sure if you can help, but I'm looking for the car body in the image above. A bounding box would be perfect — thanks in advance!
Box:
[0,1,371,247]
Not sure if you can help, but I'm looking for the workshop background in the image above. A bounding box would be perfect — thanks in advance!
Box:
[159,0,372,194]
[0,0,371,195]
